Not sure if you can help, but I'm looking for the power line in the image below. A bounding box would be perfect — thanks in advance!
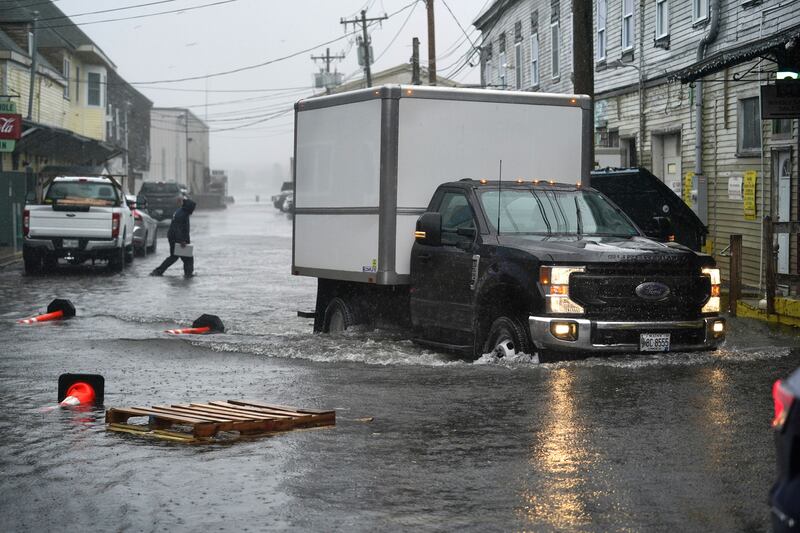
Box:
[35,0,239,29]
[37,0,178,22]
[372,0,420,64]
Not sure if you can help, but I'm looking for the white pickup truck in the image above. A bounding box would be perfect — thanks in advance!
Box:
[23,176,135,273]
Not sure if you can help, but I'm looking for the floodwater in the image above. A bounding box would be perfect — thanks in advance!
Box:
[0,202,798,532]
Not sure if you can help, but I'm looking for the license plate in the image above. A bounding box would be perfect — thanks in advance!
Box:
[640,333,670,352]
[62,239,79,249]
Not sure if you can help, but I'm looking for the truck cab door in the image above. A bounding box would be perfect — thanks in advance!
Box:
[411,190,479,334]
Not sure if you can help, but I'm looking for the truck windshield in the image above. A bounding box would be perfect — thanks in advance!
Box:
[479,189,639,237]
[45,181,119,207]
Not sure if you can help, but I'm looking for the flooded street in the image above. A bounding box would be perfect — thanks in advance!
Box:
[1,203,799,532]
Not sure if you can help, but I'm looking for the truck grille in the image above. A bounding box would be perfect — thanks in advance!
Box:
[569,272,710,321]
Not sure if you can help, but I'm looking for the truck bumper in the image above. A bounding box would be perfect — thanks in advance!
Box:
[528,316,726,354]
[25,237,122,254]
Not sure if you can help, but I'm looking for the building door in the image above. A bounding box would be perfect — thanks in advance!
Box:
[663,156,682,197]
[775,150,792,274]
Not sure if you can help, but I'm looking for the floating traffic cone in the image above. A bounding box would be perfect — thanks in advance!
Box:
[18,299,76,324]
[165,314,225,335]
[57,373,104,407]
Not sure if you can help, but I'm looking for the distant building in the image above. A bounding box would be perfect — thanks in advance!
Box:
[149,108,209,195]
[475,0,800,289]
[332,64,462,93]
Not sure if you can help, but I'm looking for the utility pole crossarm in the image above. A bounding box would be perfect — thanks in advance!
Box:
[340,9,388,88]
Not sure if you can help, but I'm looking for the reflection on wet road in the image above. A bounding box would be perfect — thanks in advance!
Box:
[0,202,798,531]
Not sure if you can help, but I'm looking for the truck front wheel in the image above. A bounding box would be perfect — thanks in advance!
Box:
[322,297,356,334]
[482,316,532,358]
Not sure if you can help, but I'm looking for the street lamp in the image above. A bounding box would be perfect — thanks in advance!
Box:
[609,59,645,168]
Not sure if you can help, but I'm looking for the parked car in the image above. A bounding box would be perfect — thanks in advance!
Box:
[125,194,158,257]
[271,181,293,211]
[282,192,294,213]
[771,367,800,532]
[138,181,184,221]
[23,175,135,272]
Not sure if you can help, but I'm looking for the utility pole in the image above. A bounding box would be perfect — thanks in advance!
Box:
[426,0,436,85]
[311,47,345,94]
[340,9,387,88]
[571,0,594,181]
[411,37,421,85]
[27,11,38,120]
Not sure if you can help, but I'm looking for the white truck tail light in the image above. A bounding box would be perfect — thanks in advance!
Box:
[111,212,121,238]
[23,209,29,236]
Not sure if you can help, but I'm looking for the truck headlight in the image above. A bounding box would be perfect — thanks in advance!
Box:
[702,267,721,314]
[540,266,585,314]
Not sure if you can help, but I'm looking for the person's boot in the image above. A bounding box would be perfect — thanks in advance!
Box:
[150,269,163,276]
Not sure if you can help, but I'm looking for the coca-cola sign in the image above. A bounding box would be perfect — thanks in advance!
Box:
[0,114,22,140]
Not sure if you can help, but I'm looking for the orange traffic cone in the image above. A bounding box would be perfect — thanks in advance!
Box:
[58,374,104,407]
[19,299,76,324]
[165,314,224,335]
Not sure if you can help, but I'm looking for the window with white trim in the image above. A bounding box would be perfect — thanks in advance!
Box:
[656,0,669,38]
[530,33,539,87]
[693,0,709,23]
[498,34,507,88]
[62,57,70,99]
[622,0,634,50]
[87,72,102,106]
[515,42,523,89]
[738,97,761,154]
[597,0,607,61]
[551,22,560,78]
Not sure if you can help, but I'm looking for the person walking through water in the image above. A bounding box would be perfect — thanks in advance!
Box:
[151,197,196,277]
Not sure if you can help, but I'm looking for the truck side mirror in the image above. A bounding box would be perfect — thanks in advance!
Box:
[137,195,148,210]
[415,212,442,246]
[651,216,673,241]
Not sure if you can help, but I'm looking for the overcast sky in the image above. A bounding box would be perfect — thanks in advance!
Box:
[58,0,490,191]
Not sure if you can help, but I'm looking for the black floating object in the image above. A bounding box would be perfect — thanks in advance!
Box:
[47,299,76,318]
[192,314,225,333]
[58,373,105,405]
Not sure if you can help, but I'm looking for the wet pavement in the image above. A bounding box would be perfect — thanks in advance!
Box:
[1,202,799,532]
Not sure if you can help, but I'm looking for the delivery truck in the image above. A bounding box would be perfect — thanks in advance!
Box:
[292,85,725,360]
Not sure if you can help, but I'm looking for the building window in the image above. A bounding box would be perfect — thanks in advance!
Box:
[622,0,634,50]
[738,97,761,155]
[62,57,70,100]
[75,66,80,104]
[498,33,507,88]
[530,9,538,33]
[551,22,560,78]
[530,33,539,87]
[693,0,709,23]
[87,72,102,106]
[597,0,607,62]
[656,0,669,38]
[514,21,522,43]
[514,42,523,89]
[773,119,793,139]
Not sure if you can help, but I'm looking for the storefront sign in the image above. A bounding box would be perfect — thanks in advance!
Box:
[0,140,15,152]
[0,113,22,140]
[728,176,743,201]
[0,101,17,114]
[761,82,800,119]
[743,171,757,220]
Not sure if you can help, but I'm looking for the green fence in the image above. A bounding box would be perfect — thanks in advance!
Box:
[0,172,28,252]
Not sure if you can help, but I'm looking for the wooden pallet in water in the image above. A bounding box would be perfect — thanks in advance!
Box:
[105,399,335,442]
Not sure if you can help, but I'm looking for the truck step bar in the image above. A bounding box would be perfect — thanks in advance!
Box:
[411,338,472,355]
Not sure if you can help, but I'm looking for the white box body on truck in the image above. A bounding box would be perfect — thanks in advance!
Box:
[293,85,725,359]
[293,85,592,285]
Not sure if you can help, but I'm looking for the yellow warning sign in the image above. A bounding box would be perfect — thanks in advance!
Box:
[743,171,757,220]
[682,172,694,206]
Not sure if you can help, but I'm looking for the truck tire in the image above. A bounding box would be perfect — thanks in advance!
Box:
[322,297,356,334]
[148,231,158,254]
[482,316,532,358]
[108,247,124,272]
[125,243,134,264]
[42,254,58,273]
[135,235,146,257]
[23,248,40,274]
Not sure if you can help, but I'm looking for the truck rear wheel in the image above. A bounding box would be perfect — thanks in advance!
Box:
[23,248,41,274]
[482,316,532,358]
[322,297,356,334]
[108,247,124,272]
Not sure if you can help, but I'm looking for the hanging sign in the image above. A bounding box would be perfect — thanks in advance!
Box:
[743,171,757,220]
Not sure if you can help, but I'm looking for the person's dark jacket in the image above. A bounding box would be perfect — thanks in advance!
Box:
[167,198,196,244]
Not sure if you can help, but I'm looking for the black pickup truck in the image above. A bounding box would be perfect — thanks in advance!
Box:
[314,179,726,361]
